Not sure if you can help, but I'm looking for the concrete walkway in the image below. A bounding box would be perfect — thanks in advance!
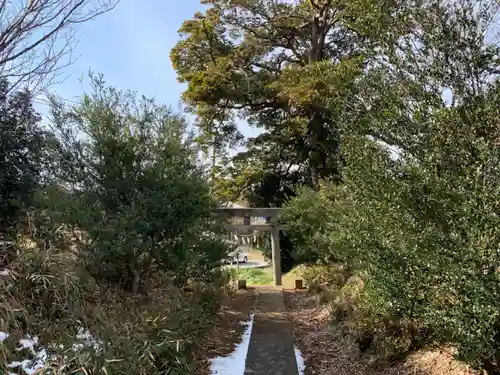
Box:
[244,287,299,375]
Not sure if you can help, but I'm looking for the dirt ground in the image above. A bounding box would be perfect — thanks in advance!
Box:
[194,288,257,375]
[284,289,478,375]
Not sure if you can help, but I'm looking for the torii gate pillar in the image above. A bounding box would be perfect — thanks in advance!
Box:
[270,223,281,286]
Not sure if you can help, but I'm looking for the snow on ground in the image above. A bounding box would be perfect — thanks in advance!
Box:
[1,328,102,374]
[1,268,104,374]
[6,336,47,375]
[74,327,103,352]
[294,346,305,375]
[0,332,9,342]
[210,313,255,375]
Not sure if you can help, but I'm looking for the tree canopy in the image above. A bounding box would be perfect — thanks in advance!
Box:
[171,0,403,189]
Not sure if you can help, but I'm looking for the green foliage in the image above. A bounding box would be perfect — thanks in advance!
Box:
[281,186,339,263]
[259,230,297,274]
[331,275,365,322]
[281,0,500,372]
[172,0,401,188]
[231,267,273,285]
[302,264,349,290]
[49,74,228,292]
[0,74,231,375]
[172,0,415,282]
[0,79,48,233]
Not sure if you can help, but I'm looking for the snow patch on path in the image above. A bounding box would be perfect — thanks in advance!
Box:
[294,346,305,375]
[210,313,254,375]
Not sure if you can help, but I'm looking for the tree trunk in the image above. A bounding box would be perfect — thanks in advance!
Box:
[482,360,500,375]
[310,161,320,190]
[211,144,217,185]
[308,114,323,190]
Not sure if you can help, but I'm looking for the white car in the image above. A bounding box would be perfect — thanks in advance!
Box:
[227,250,249,264]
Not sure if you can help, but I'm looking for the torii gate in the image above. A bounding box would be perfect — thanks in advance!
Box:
[214,207,286,286]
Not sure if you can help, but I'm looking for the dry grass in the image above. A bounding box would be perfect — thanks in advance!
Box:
[1,234,234,375]
[284,289,479,375]
[1,265,215,374]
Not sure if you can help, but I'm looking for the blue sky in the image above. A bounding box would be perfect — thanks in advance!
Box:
[44,0,261,140]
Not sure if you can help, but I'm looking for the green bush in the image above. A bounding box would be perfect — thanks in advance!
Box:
[331,276,430,364]
[302,264,349,290]
[0,75,230,375]
[0,79,53,234]
[330,275,364,321]
[284,126,500,370]
[1,185,227,375]
[260,230,297,274]
[49,75,229,292]
[285,111,500,371]
[280,187,339,264]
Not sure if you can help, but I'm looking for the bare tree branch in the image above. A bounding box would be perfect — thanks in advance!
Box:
[0,0,120,95]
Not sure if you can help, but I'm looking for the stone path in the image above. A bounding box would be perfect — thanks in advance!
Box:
[244,287,299,375]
